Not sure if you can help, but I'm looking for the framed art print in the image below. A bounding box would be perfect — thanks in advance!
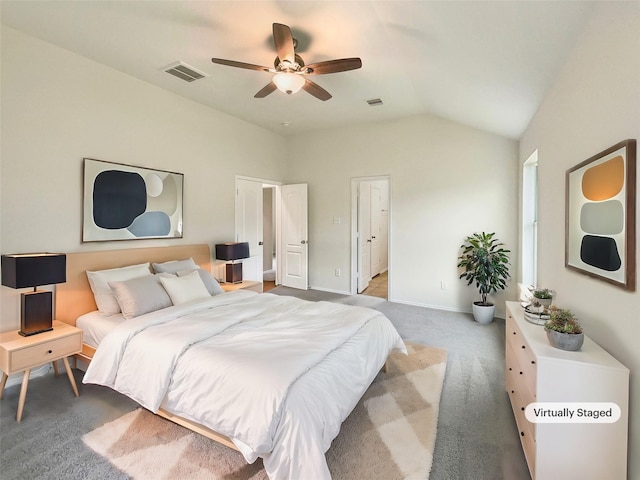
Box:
[83,158,184,242]
[565,139,636,291]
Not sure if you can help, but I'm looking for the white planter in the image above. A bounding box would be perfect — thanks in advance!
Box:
[472,302,495,324]
[533,297,552,308]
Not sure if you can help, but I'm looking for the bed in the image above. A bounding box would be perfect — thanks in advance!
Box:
[56,244,406,480]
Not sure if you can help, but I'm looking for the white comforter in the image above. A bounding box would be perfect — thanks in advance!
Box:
[83,290,406,480]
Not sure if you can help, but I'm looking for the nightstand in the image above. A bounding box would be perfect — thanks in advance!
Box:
[221,280,263,293]
[0,321,83,421]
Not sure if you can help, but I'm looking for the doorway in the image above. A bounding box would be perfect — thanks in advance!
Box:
[262,186,277,291]
[235,176,309,290]
[351,176,390,299]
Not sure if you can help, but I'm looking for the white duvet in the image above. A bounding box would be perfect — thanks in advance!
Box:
[83,290,406,480]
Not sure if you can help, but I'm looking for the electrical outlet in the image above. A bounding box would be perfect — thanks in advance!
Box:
[441,280,447,290]
[335,268,341,277]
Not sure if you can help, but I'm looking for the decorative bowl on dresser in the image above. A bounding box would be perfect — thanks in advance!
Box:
[505,301,629,480]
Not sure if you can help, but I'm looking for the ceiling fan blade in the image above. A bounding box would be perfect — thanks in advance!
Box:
[273,23,295,64]
[304,58,363,75]
[211,58,270,72]
[302,79,332,101]
[254,82,277,98]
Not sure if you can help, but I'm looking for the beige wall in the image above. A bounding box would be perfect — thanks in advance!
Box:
[519,3,640,477]
[0,27,287,331]
[286,115,519,316]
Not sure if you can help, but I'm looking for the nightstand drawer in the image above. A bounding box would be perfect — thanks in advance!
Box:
[10,334,81,373]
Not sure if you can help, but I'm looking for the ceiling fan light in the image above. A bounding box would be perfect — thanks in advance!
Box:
[273,72,305,95]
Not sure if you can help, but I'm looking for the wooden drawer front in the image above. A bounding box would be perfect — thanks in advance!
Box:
[10,334,81,373]
[506,316,537,397]
[506,371,536,475]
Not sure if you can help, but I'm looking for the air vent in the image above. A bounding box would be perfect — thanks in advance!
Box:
[366,98,384,107]
[162,61,208,82]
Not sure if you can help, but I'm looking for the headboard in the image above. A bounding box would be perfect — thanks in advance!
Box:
[56,244,211,326]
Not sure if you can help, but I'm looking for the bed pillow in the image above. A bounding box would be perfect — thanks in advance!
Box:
[151,258,197,274]
[108,274,173,320]
[86,263,152,314]
[177,268,224,296]
[159,270,211,305]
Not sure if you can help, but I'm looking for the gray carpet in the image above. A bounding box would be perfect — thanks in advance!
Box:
[0,288,530,479]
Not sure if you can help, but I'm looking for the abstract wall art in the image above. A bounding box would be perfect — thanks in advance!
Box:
[565,140,636,291]
[83,158,184,242]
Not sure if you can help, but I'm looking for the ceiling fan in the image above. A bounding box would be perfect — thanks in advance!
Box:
[211,23,362,101]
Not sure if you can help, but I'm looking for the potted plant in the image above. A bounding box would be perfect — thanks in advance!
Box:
[544,308,584,351]
[532,288,554,308]
[457,232,510,324]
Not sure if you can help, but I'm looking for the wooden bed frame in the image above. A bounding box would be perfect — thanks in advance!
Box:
[56,242,388,454]
[55,243,238,450]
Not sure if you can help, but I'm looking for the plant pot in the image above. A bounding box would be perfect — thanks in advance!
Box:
[472,302,495,324]
[533,297,552,308]
[545,328,584,351]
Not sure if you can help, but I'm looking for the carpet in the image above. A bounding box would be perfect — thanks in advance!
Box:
[82,342,447,480]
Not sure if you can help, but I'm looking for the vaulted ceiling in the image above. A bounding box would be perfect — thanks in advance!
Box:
[1,1,596,139]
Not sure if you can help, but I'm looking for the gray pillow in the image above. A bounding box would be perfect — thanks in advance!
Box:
[108,274,173,319]
[151,257,197,274]
[178,268,224,296]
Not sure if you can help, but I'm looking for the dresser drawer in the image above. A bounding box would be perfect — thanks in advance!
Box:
[506,315,537,396]
[506,370,536,473]
[506,356,536,439]
[9,334,81,373]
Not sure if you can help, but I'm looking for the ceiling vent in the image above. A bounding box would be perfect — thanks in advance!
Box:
[366,98,384,107]
[162,61,208,82]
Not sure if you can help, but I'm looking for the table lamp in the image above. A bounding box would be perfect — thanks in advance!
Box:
[1,253,66,336]
[215,242,250,284]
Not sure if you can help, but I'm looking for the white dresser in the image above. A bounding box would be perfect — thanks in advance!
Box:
[505,301,629,480]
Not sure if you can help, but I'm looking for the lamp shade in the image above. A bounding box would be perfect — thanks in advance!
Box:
[273,72,305,94]
[215,242,250,262]
[1,253,67,289]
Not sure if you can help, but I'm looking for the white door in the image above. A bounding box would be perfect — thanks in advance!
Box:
[281,184,308,289]
[370,182,382,277]
[235,178,263,282]
[357,182,371,293]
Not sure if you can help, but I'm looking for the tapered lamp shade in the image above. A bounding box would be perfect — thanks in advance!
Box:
[1,253,66,336]
[215,243,250,284]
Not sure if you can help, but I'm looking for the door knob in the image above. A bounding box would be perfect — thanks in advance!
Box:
[301,240,307,245]
[258,241,263,245]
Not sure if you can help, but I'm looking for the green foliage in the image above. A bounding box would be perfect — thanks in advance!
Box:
[457,232,511,306]
[544,308,583,334]
[533,288,553,299]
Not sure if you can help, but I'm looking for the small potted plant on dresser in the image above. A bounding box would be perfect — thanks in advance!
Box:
[544,308,584,351]
[457,232,510,324]
[532,288,554,308]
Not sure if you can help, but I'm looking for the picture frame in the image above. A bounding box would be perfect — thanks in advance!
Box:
[83,158,184,242]
[565,139,636,291]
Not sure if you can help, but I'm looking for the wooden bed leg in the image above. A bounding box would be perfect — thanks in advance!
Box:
[383,361,389,373]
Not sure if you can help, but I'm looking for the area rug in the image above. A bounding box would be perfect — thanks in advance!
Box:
[82,342,447,480]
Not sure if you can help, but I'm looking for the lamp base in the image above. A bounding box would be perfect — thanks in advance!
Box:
[225,263,243,284]
[20,290,53,336]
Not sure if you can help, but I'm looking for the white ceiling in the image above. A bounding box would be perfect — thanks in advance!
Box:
[1,1,597,139]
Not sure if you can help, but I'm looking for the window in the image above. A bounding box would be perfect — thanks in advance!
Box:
[521,150,538,287]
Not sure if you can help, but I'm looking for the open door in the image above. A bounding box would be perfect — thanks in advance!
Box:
[280,184,308,290]
[235,178,263,282]
[352,176,390,296]
[357,182,371,293]
[236,178,308,290]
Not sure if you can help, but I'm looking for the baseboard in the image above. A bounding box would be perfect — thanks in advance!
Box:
[308,285,352,296]
[386,296,506,320]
